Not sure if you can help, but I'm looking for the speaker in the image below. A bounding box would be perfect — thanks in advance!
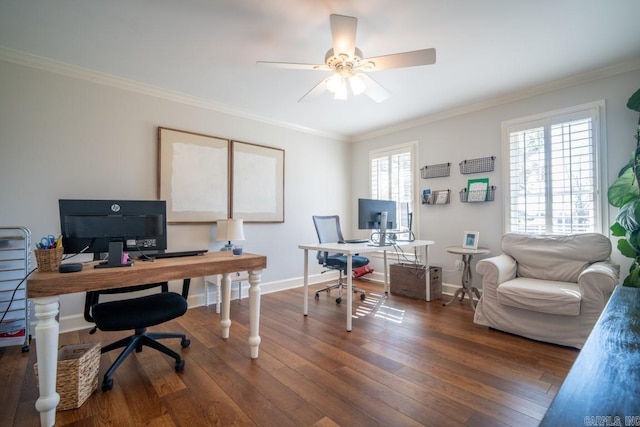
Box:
[59,263,83,273]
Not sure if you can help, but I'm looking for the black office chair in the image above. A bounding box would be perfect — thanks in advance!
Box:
[84,280,191,391]
[312,215,369,304]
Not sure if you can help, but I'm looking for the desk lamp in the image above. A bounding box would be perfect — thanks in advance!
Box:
[215,219,245,251]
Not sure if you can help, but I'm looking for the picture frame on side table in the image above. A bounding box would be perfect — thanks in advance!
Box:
[462,231,479,249]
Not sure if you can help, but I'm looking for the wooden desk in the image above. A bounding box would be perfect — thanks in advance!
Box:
[298,240,434,331]
[540,285,640,426]
[28,251,266,427]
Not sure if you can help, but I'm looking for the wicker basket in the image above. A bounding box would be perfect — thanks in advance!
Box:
[34,246,63,272]
[34,343,101,411]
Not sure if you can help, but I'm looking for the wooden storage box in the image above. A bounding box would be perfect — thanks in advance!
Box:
[34,343,100,411]
[390,264,442,301]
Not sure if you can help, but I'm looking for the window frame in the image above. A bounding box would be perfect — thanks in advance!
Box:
[501,100,607,235]
[368,141,419,235]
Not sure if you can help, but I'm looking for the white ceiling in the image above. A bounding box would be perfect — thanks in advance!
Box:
[1,0,640,140]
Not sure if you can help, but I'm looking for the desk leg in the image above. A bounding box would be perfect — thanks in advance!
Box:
[303,249,309,316]
[34,296,61,427]
[220,273,232,339]
[248,269,262,359]
[383,250,389,295]
[347,255,353,332]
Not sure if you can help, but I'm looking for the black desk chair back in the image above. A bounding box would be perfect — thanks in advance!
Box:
[312,215,369,303]
[84,280,191,391]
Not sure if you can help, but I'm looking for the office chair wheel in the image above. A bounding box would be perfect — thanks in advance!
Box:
[360,293,366,300]
[181,337,191,348]
[175,359,185,372]
[336,297,342,304]
[102,377,114,391]
[315,292,320,299]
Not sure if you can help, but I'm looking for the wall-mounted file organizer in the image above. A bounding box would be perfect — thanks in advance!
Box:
[422,189,451,205]
[459,156,495,175]
[0,226,31,352]
[459,186,497,203]
[420,162,451,179]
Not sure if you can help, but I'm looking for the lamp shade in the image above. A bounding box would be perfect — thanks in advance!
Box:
[215,219,245,242]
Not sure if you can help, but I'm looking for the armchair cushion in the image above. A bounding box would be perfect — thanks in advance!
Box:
[497,278,581,316]
[501,233,612,282]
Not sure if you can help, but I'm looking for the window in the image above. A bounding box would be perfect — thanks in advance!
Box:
[503,102,605,235]
[369,142,416,231]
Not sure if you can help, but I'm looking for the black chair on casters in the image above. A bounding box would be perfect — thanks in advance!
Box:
[312,215,369,304]
[84,280,191,391]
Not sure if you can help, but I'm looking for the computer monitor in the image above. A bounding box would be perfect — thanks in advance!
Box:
[358,198,397,245]
[59,199,167,261]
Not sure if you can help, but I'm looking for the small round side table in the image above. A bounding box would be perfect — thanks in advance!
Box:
[443,246,490,310]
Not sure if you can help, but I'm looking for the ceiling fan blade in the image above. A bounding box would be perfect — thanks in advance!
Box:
[362,48,436,71]
[360,74,391,103]
[256,61,328,71]
[330,14,357,57]
[298,78,328,102]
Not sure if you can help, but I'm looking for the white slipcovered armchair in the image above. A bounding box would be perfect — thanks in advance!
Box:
[473,233,620,348]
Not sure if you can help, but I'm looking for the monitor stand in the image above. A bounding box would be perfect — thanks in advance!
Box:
[94,241,133,269]
[368,211,393,247]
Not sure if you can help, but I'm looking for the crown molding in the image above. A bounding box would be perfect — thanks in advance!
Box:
[0,46,346,142]
[351,58,640,142]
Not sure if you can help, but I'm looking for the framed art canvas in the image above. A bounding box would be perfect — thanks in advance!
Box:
[462,231,479,249]
[231,140,284,223]
[158,127,229,223]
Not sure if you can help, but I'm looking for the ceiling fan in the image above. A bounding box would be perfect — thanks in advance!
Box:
[256,14,436,103]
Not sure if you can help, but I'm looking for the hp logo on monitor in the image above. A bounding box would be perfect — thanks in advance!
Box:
[111,204,121,213]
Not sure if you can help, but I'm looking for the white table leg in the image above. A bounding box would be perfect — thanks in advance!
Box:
[424,244,431,301]
[34,296,61,427]
[303,249,309,316]
[248,269,262,359]
[383,250,389,295]
[216,280,221,314]
[220,273,232,339]
[346,255,353,332]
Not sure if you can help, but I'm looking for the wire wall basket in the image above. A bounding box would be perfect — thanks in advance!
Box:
[459,185,496,203]
[422,189,450,205]
[420,162,451,179]
[459,156,495,175]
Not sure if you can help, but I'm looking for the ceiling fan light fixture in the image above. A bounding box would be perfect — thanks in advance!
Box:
[326,73,343,93]
[334,81,348,100]
[349,73,366,95]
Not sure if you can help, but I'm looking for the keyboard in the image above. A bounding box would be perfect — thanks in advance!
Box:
[344,239,369,244]
[145,249,208,259]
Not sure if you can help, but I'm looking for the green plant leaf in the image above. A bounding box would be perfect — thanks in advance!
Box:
[611,221,626,236]
[617,238,639,258]
[608,166,640,207]
[627,88,640,112]
[623,261,640,288]
[615,199,640,232]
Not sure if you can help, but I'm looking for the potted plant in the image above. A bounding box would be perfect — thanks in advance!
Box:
[608,88,640,287]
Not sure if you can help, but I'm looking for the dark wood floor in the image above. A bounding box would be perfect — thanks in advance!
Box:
[1,280,577,426]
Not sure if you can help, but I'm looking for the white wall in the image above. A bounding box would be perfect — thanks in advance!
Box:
[350,68,640,288]
[2,57,638,331]
[0,59,351,330]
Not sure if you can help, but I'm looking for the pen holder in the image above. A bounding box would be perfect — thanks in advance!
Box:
[35,246,63,272]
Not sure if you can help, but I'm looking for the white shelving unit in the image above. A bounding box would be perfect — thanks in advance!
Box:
[0,226,31,352]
